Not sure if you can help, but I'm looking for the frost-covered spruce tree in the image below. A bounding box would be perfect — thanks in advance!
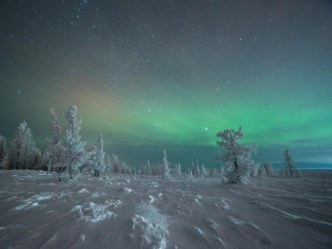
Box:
[187,168,193,181]
[162,149,171,180]
[195,161,201,178]
[0,135,9,169]
[10,121,38,170]
[262,161,273,176]
[121,162,130,174]
[104,153,112,175]
[257,164,267,178]
[47,108,66,174]
[282,149,299,177]
[201,164,208,179]
[38,148,50,171]
[89,133,106,177]
[175,163,182,178]
[220,166,227,183]
[0,135,6,157]
[216,127,257,184]
[146,160,152,176]
[62,105,86,179]
[111,154,121,173]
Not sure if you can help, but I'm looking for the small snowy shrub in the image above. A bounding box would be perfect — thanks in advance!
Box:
[71,201,118,223]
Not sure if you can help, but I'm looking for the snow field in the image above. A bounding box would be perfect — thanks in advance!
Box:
[0,170,331,249]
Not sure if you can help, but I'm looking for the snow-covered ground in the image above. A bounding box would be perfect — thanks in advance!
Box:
[0,170,331,249]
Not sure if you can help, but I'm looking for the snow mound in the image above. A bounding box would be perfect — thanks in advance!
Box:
[77,188,89,194]
[91,192,106,198]
[71,200,120,223]
[12,192,56,210]
[124,187,133,193]
[148,195,154,204]
[131,204,169,249]
[132,215,168,249]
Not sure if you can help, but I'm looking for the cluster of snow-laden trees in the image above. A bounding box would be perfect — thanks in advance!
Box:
[131,150,213,181]
[0,135,9,169]
[0,122,47,171]
[0,106,122,180]
[47,105,101,180]
[215,127,299,184]
[0,105,220,182]
[45,105,142,180]
[0,106,300,184]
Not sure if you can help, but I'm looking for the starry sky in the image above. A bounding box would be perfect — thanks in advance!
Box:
[0,0,331,169]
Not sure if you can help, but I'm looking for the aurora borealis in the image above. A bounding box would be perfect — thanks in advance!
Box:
[0,1,331,168]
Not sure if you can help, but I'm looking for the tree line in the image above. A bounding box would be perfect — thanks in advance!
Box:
[0,106,299,183]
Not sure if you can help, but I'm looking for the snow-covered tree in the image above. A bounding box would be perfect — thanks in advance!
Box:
[47,108,65,173]
[62,105,86,179]
[122,162,131,174]
[174,163,182,178]
[209,167,218,177]
[249,163,259,177]
[257,164,267,178]
[146,160,152,176]
[187,168,193,181]
[216,127,257,184]
[200,164,208,179]
[104,153,112,175]
[10,121,39,170]
[132,166,137,179]
[111,154,121,173]
[262,161,274,176]
[0,135,9,169]
[89,133,106,177]
[38,148,50,171]
[220,166,227,183]
[282,149,299,177]
[161,149,171,180]
[195,161,201,178]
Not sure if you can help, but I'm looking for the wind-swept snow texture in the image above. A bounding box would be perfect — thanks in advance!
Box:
[0,170,331,249]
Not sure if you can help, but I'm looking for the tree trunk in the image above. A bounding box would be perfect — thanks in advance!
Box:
[233,152,238,170]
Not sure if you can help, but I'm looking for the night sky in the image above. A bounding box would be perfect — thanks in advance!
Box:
[0,0,331,168]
